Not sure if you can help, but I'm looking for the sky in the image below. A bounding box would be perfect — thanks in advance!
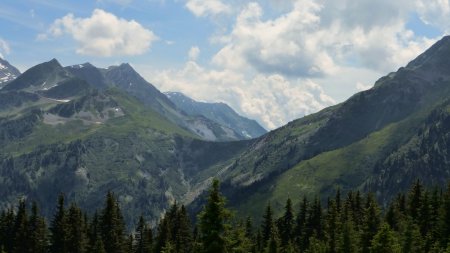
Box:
[0,0,447,129]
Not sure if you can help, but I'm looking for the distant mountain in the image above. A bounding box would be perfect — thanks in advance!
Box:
[165,92,267,139]
[0,58,20,87]
[66,62,245,141]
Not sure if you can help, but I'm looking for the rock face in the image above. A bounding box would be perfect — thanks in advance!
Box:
[0,58,20,87]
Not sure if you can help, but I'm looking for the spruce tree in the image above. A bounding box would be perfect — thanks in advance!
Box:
[198,179,230,253]
[100,192,126,253]
[66,203,87,253]
[278,198,294,248]
[175,205,192,253]
[50,194,68,253]
[360,193,380,253]
[134,216,152,253]
[261,203,275,248]
[28,202,48,253]
[12,200,29,253]
[370,223,401,253]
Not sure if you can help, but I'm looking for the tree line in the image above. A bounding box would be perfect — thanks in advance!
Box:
[2,179,450,252]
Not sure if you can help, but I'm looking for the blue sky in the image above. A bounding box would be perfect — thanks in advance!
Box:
[0,0,447,129]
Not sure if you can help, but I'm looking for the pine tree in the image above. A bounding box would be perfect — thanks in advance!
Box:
[261,203,276,248]
[439,183,450,248]
[370,223,401,253]
[175,205,192,253]
[198,179,230,253]
[325,200,340,253]
[278,198,294,248]
[66,203,87,253]
[337,220,357,253]
[134,216,152,253]
[50,194,68,253]
[0,209,15,253]
[100,192,126,253]
[295,197,308,251]
[28,202,48,253]
[361,193,380,253]
[401,219,423,253]
[408,180,423,222]
[12,199,29,253]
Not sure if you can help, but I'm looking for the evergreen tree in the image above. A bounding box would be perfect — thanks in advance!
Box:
[12,200,29,253]
[278,198,294,248]
[28,202,48,253]
[50,194,68,253]
[294,197,308,251]
[134,216,152,253]
[100,191,126,253]
[175,205,192,253]
[66,203,87,253]
[337,220,357,253]
[261,203,276,248]
[439,183,450,248]
[370,223,401,253]
[408,180,423,222]
[361,193,380,253]
[401,219,423,253]
[198,179,230,253]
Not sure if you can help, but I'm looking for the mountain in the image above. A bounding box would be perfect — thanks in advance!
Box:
[0,58,20,87]
[185,35,450,220]
[66,62,246,141]
[165,92,267,139]
[3,36,450,227]
[0,59,254,225]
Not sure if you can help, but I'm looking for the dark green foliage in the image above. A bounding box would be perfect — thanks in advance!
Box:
[100,192,127,253]
[50,194,68,253]
[28,202,48,253]
[198,179,230,253]
[4,180,450,253]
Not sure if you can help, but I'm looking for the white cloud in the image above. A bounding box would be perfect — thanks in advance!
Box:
[356,82,372,91]
[212,1,437,77]
[144,0,445,129]
[188,46,200,60]
[0,39,10,58]
[416,0,450,32]
[146,60,334,129]
[186,0,231,17]
[42,9,158,57]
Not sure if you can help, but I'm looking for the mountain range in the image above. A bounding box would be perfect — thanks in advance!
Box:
[164,91,266,139]
[2,36,450,225]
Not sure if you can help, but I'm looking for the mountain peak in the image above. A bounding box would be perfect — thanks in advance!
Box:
[406,35,450,70]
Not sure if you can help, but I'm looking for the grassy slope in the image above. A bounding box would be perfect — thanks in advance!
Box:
[233,98,444,220]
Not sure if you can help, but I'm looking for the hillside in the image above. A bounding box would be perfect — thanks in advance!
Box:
[0,59,253,224]
[165,91,267,139]
[187,35,450,219]
[3,36,450,226]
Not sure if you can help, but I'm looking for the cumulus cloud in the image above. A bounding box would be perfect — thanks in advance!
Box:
[416,0,450,32]
[148,61,335,129]
[0,39,10,58]
[213,1,437,76]
[147,0,444,129]
[186,0,231,17]
[42,9,157,57]
[188,46,200,60]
